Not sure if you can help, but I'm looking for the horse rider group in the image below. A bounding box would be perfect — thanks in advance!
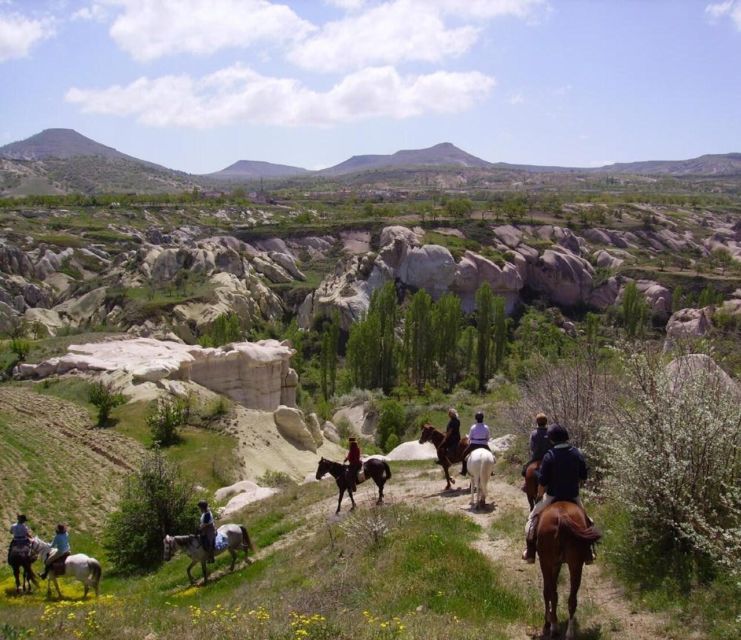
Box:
[521,413,596,564]
[435,407,596,565]
[7,515,72,575]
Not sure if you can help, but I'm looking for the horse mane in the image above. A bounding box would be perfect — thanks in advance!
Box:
[173,535,196,545]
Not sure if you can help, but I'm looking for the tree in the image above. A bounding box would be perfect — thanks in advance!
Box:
[710,248,733,275]
[475,283,495,391]
[376,399,405,452]
[492,295,507,371]
[622,281,646,339]
[198,312,242,347]
[104,448,200,573]
[444,198,473,218]
[320,313,340,401]
[89,381,125,427]
[403,290,435,392]
[370,282,399,394]
[433,294,462,391]
[146,396,188,446]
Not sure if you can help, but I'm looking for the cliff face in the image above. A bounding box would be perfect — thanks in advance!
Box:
[16,337,298,411]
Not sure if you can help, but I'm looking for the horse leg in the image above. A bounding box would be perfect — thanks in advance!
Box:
[83,584,89,599]
[336,487,344,514]
[349,487,356,511]
[186,560,197,585]
[565,561,583,640]
[375,478,384,505]
[443,463,453,490]
[53,575,62,599]
[540,564,558,639]
[201,559,208,584]
[229,549,236,572]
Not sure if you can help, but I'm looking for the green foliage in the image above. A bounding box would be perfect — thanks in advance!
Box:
[444,197,473,218]
[146,396,188,446]
[475,283,495,391]
[492,295,507,372]
[103,448,199,573]
[376,399,405,452]
[621,281,647,338]
[697,285,724,307]
[319,312,340,401]
[88,381,125,427]
[346,282,398,393]
[257,470,294,488]
[198,312,242,347]
[433,293,463,391]
[403,290,435,392]
[9,338,30,361]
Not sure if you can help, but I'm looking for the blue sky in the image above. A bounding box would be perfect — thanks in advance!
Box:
[1,0,740,173]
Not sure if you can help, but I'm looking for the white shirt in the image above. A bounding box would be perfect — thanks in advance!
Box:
[468,422,490,444]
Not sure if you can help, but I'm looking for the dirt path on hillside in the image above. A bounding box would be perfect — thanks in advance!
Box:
[299,466,671,640]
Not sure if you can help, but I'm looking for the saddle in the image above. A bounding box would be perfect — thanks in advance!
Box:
[50,553,69,577]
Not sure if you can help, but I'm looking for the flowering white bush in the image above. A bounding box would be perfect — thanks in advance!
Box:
[606,349,740,571]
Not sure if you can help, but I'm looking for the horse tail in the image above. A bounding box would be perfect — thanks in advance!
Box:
[89,559,102,586]
[382,460,392,480]
[560,514,602,544]
[240,526,255,553]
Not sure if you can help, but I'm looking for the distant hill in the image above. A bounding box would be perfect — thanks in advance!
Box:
[0,128,134,162]
[594,153,741,176]
[0,129,196,196]
[208,159,309,181]
[320,142,492,176]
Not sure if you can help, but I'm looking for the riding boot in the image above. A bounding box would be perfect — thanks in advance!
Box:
[460,460,467,476]
[521,538,536,563]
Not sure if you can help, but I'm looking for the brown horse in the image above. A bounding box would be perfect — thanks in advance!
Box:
[316,457,392,514]
[418,424,469,490]
[536,501,602,639]
[524,461,541,511]
[8,544,39,594]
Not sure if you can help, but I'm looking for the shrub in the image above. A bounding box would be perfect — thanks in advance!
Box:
[104,448,200,573]
[606,347,741,573]
[146,396,188,446]
[88,381,125,427]
[376,399,405,452]
[257,470,293,488]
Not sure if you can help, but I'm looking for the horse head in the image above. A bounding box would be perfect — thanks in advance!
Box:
[418,424,433,444]
[163,535,175,561]
[315,457,328,480]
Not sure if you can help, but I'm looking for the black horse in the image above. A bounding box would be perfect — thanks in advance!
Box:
[316,457,392,514]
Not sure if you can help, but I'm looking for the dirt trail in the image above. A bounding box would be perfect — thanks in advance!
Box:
[302,466,670,640]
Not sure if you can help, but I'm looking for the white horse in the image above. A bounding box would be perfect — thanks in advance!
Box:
[468,448,495,510]
[30,537,102,599]
[163,523,254,585]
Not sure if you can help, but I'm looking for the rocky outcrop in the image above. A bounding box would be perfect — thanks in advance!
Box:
[666,307,713,339]
[635,280,672,319]
[665,354,740,398]
[16,337,298,411]
[452,250,523,313]
[321,420,341,444]
[593,250,624,269]
[273,405,317,452]
[526,249,594,307]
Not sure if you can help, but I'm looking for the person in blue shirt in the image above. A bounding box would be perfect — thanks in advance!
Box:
[198,500,217,564]
[522,423,594,564]
[41,523,70,579]
[8,514,32,564]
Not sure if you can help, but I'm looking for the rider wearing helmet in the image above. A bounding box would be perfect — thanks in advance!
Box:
[198,500,217,564]
[8,514,32,564]
[522,423,594,564]
[41,523,71,579]
[460,411,491,477]
[522,412,552,477]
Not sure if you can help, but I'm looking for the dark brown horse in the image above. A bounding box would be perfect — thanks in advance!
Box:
[419,424,469,490]
[537,501,602,639]
[316,457,392,514]
[524,461,541,511]
[8,543,39,594]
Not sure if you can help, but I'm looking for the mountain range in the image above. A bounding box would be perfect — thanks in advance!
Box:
[1,128,740,196]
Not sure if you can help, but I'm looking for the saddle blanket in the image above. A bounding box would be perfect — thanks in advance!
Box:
[214,533,229,552]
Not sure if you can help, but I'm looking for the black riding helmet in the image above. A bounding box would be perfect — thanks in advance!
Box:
[197,500,209,510]
[547,423,569,443]
[17,514,27,523]
[474,411,484,423]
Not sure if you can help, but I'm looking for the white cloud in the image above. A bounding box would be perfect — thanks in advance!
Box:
[0,12,54,62]
[428,0,549,20]
[706,1,741,29]
[65,64,495,127]
[324,0,367,9]
[87,0,315,62]
[289,0,478,72]
[508,92,524,105]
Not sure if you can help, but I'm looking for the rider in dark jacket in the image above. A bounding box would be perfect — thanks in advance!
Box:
[522,424,594,564]
[438,408,461,465]
[521,412,552,477]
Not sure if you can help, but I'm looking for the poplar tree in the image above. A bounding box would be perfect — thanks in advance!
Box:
[492,295,507,371]
[404,290,435,392]
[320,312,340,400]
[476,283,495,391]
[433,293,463,391]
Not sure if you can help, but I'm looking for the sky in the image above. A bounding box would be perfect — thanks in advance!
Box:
[0,0,740,174]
